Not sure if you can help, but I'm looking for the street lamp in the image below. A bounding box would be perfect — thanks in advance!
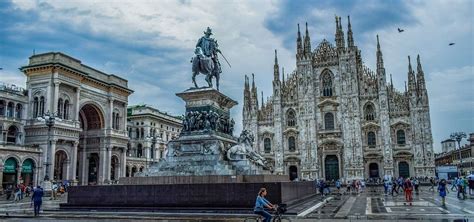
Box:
[450,132,467,176]
[39,111,56,181]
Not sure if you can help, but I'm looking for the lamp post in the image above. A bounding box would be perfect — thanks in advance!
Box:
[450,132,466,177]
[41,111,56,181]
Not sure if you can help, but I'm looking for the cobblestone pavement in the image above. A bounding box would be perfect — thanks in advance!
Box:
[1,186,473,221]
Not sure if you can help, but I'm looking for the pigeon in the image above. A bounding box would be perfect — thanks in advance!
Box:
[449,43,455,46]
[398,28,404,33]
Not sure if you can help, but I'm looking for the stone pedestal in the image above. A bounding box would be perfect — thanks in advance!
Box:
[138,87,267,177]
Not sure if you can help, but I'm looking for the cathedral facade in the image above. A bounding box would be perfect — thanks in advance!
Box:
[243,16,435,181]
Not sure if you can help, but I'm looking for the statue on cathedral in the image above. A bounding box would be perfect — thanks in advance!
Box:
[226,130,269,169]
[191,27,230,91]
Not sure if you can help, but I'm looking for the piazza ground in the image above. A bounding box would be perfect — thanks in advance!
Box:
[1,185,473,221]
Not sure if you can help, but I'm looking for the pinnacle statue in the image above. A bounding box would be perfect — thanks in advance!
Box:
[191,27,230,91]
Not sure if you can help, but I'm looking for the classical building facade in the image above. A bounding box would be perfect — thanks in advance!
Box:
[435,133,474,175]
[125,105,182,177]
[441,139,456,153]
[243,17,435,181]
[0,82,42,190]
[0,52,133,189]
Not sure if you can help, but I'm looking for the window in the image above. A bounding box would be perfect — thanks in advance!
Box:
[7,125,18,144]
[15,104,22,119]
[397,130,406,145]
[33,97,39,117]
[39,96,45,116]
[288,136,296,152]
[367,131,376,147]
[57,98,63,117]
[0,100,5,116]
[321,71,333,97]
[287,109,296,127]
[135,128,139,139]
[264,138,271,153]
[324,113,334,130]
[7,102,14,117]
[141,128,144,138]
[137,144,143,158]
[365,103,375,121]
[63,100,69,119]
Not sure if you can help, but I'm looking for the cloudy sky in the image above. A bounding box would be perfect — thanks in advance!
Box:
[0,0,472,152]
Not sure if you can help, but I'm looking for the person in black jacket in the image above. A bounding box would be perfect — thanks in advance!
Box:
[31,186,44,216]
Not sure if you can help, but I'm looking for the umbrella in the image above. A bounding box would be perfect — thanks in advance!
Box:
[467,174,474,180]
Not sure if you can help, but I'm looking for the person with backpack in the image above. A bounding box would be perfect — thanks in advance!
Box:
[404,178,413,204]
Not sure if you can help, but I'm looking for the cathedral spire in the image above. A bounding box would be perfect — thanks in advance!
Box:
[303,22,311,54]
[261,91,264,109]
[335,15,345,50]
[274,49,280,81]
[347,15,354,48]
[416,54,426,92]
[407,56,416,93]
[282,68,285,87]
[376,35,384,69]
[297,23,303,55]
[252,73,256,90]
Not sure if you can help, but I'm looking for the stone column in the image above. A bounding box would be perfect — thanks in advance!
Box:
[71,141,79,183]
[80,138,88,185]
[98,146,107,184]
[16,167,21,185]
[123,103,128,132]
[53,81,60,115]
[107,147,112,182]
[121,148,127,177]
[49,140,57,181]
[75,87,81,123]
[0,166,4,192]
[108,98,114,130]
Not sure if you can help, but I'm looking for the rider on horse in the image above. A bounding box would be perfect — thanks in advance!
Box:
[192,27,222,90]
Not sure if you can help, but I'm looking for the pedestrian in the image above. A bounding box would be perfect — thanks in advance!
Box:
[324,180,330,195]
[468,176,474,196]
[50,182,58,200]
[461,177,468,200]
[335,179,341,195]
[391,179,399,196]
[438,179,448,206]
[457,177,465,199]
[5,185,13,200]
[451,177,458,191]
[13,185,21,202]
[360,180,365,193]
[253,188,275,222]
[346,180,351,194]
[429,177,435,192]
[404,178,413,204]
[413,178,420,195]
[31,185,44,217]
[319,180,325,196]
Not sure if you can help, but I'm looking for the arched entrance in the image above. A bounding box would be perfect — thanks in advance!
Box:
[369,163,379,178]
[88,154,99,185]
[398,161,410,178]
[125,165,130,177]
[3,157,18,187]
[289,166,298,181]
[110,156,119,181]
[79,103,104,185]
[54,150,68,181]
[21,159,35,186]
[325,155,339,181]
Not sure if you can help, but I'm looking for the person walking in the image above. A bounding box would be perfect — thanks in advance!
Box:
[451,177,458,191]
[13,185,21,202]
[391,179,399,196]
[413,178,420,195]
[404,178,413,204]
[438,179,448,206]
[31,185,44,217]
[457,177,465,199]
[335,179,341,195]
[254,188,275,222]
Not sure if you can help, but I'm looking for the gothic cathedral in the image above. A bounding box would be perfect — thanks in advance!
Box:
[242,16,435,181]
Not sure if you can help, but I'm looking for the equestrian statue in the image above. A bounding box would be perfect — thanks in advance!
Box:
[191,27,230,91]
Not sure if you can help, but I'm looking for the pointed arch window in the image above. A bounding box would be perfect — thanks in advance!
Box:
[397,130,406,145]
[137,143,143,158]
[367,131,376,147]
[287,109,297,127]
[288,136,296,152]
[264,138,271,153]
[324,112,334,130]
[365,103,375,121]
[321,71,333,97]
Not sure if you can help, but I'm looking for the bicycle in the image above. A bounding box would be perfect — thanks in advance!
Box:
[244,204,291,222]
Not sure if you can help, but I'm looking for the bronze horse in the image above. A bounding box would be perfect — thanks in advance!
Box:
[191,47,220,90]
